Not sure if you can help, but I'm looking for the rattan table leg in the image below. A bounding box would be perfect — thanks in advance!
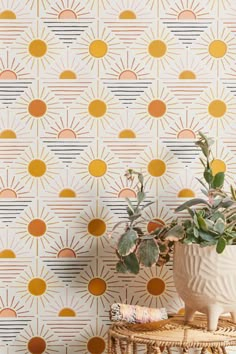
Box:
[201,348,208,354]
[221,347,227,354]
[183,347,188,354]
[120,340,127,354]
[167,347,171,354]
[108,332,112,354]
[133,342,137,354]
[147,346,162,354]
[211,348,219,354]
[110,336,118,354]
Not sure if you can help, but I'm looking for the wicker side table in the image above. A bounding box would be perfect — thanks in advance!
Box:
[108,315,236,354]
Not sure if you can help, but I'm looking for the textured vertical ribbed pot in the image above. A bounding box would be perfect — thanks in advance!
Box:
[173,242,236,331]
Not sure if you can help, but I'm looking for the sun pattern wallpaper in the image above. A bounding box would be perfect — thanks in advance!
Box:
[0,0,236,353]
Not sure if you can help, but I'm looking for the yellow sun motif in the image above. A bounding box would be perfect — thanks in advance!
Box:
[136,84,181,131]
[15,203,62,255]
[194,86,236,132]
[163,171,200,200]
[74,205,115,252]
[15,23,63,73]
[76,83,121,131]
[164,0,210,19]
[73,25,123,75]
[15,263,61,308]
[72,321,108,354]
[103,0,152,19]
[135,145,179,190]
[0,229,31,258]
[44,286,87,315]
[193,27,236,71]
[0,0,32,19]
[74,260,120,310]
[14,144,61,191]
[14,320,62,353]
[44,0,90,19]
[39,288,93,343]
[44,169,89,198]
[15,85,63,132]
[0,109,33,140]
[134,25,180,71]
[163,51,213,81]
[44,50,92,81]
[130,265,176,308]
[72,143,120,193]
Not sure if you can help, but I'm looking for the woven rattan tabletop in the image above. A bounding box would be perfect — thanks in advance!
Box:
[108,315,236,353]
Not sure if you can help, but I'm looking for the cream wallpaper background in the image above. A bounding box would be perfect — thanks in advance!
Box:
[0,0,236,353]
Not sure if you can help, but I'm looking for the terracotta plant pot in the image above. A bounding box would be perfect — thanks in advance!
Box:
[173,242,236,331]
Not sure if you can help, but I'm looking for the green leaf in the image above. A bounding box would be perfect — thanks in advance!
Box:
[123,253,140,274]
[199,231,217,242]
[231,185,236,201]
[164,225,184,240]
[126,206,133,217]
[221,197,235,208]
[198,131,208,141]
[175,198,210,212]
[214,218,225,235]
[118,229,138,256]
[116,261,128,273]
[197,215,208,232]
[193,227,199,238]
[201,189,209,197]
[187,207,194,218]
[216,237,226,254]
[205,219,214,230]
[212,198,223,208]
[138,173,144,185]
[204,169,213,184]
[137,239,159,267]
[139,234,156,240]
[137,191,146,204]
[183,219,192,229]
[193,214,199,228]
[210,211,225,222]
[125,198,135,214]
[128,213,142,222]
[212,172,225,189]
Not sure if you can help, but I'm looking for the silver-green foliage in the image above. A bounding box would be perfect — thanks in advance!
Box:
[112,132,236,274]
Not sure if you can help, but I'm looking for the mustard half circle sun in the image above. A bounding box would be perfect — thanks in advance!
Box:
[0,10,16,19]
[0,129,16,138]
[119,10,136,19]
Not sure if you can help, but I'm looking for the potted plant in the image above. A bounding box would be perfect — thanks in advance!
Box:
[111,132,236,331]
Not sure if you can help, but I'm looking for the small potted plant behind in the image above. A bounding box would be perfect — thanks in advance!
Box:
[111,132,236,331]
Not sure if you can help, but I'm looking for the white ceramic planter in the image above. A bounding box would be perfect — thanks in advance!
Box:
[173,242,236,331]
